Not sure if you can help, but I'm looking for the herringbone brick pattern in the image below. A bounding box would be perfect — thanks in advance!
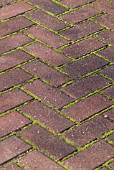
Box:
[0,0,114,170]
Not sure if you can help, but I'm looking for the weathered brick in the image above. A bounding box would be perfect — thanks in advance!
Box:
[0,89,32,114]
[19,150,65,170]
[0,50,33,72]
[100,65,114,80]
[25,9,68,31]
[61,54,107,79]
[64,115,113,147]
[96,30,114,45]
[24,42,70,66]
[0,2,33,20]
[102,108,114,121]
[102,85,114,100]
[19,125,76,160]
[0,16,33,37]
[60,6,100,24]
[61,0,95,8]
[23,60,71,87]
[22,79,73,109]
[63,141,114,170]
[95,14,114,30]
[97,47,114,62]
[20,100,74,133]
[61,74,111,100]
[62,93,113,121]
[0,111,31,138]
[0,33,32,55]
[0,136,31,165]
[62,37,104,59]
[60,20,102,41]
[1,163,22,170]
[25,25,68,48]
[0,68,32,92]
[28,0,67,14]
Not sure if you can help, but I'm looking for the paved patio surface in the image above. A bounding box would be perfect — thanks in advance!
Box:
[0,0,114,169]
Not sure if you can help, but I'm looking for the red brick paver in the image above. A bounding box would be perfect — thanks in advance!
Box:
[0,0,114,169]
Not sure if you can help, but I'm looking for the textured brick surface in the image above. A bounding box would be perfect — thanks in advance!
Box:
[97,47,114,62]
[110,162,114,169]
[100,65,114,80]
[62,74,111,100]
[0,136,31,165]
[102,85,114,99]
[102,108,114,121]
[62,93,113,121]
[62,37,104,59]
[0,111,31,138]
[22,79,73,109]
[19,125,76,160]
[19,150,65,170]
[63,141,114,170]
[20,100,74,133]
[24,42,70,66]
[0,163,22,170]
[0,89,32,114]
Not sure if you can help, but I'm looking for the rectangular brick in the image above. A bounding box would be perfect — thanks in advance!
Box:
[61,74,111,100]
[22,60,71,87]
[0,111,31,138]
[0,136,31,165]
[24,42,70,66]
[19,125,76,160]
[1,0,14,5]
[25,9,68,31]
[0,50,33,72]
[0,89,32,114]
[100,65,114,80]
[25,25,68,48]
[0,68,32,92]
[0,1,33,20]
[1,163,22,170]
[0,16,33,37]
[63,141,114,170]
[64,115,114,147]
[60,6,100,24]
[62,37,105,59]
[61,54,107,79]
[102,108,114,121]
[28,0,66,14]
[61,0,95,8]
[97,47,114,62]
[0,33,32,55]
[20,100,74,133]
[62,93,113,121]
[22,79,73,109]
[19,150,65,170]
[102,85,114,100]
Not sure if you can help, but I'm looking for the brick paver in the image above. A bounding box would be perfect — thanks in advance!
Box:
[0,0,114,169]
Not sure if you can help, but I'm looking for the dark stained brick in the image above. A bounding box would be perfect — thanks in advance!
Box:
[20,100,74,133]
[61,74,111,100]
[60,6,100,24]
[0,136,31,165]
[25,9,68,31]
[24,42,70,66]
[100,65,114,80]
[61,0,95,8]
[0,163,22,170]
[61,54,107,79]
[60,20,102,41]
[25,25,68,48]
[28,0,67,14]
[0,68,32,91]
[102,85,114,99]
[0,111,31,137]
[0,89,32,114]
[0,16,33,37]
[0,33,32,55]
[102,108,114,121]
[19,125,76,160]
[63,141,114,170]
[23,60,71,87]
[0,50,33,72]
[95,14,114,30]
[62,37,105,59]
[62,93,113,121]
[0,2,33,20]
[22,79,73,109]
[64,116,114,147]
[19,150,65,170]
[97,47,114,62]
